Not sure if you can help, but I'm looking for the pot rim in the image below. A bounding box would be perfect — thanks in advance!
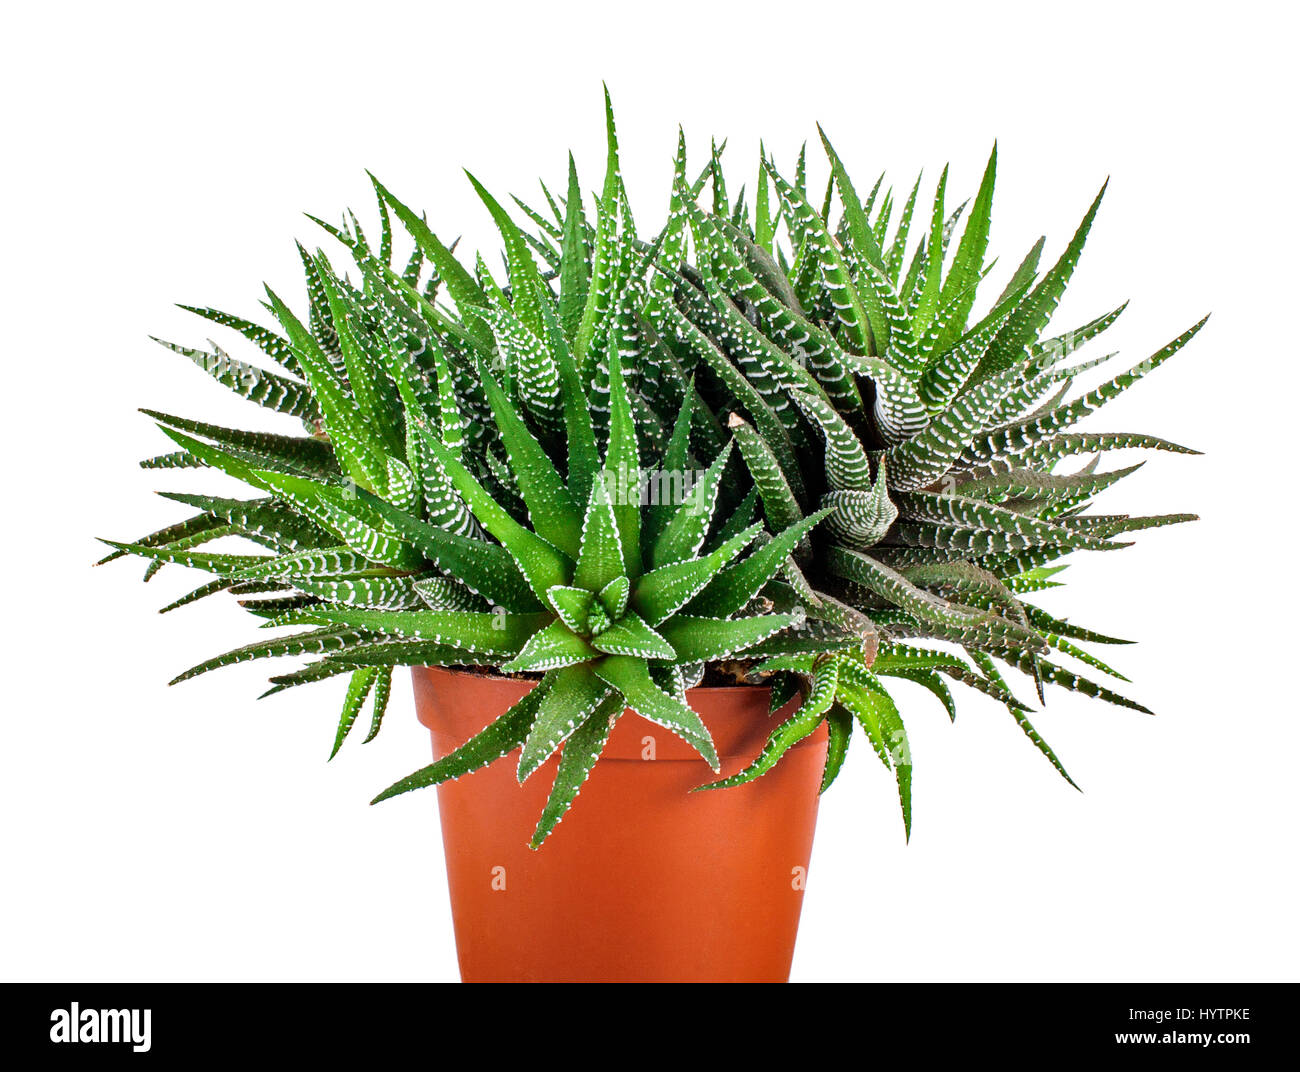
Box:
[415,663,771,695]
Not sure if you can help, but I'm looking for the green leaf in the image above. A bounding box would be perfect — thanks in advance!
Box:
[825,546,987,630]
[594,655,719,770]
[96,509,238,567]
[894,491,1118,553]
[876,667,957,721]
[363,667,394,743]
[836,666,913,838]
[858,261,922,377]
[315,259,406,460]
[970,318,1209,469]
[699,676,829,792]
[177,304,301,377]
[754,144,776,254]
[996,237,1045,304]
[590,611,675,659]
[889,364,1028,490]
[370,173,491,345]
[664,302,803,492]
[302,606,548,657]
[158,492,330,552]
[478,364,582,556]
[821,707,854,791]
[372,678,552,802]
[558,154,591,340]
[314,637,493,670]
[633,522,763,625]
[263,287,390,489]
[231,546,382,581]
[156,579,232,614]
[249,469,424,570]
[788,390,875,492]
[1002,651,1150,714]
[288,573,422,610]
[420,432,572,600]
[909,166,948,335]
[466,170,547,337]
[169,627,365,685]
[501,620,598,673]
[412,575,489,612]
[330,667,379,759]
[656,612,804,663]
[917,283,1027,413]
[597,575,630,619]
[530,691,623,848]
[546,585,595,633]
[1021,603,1132,646]
[729,414,804,533]
[884,172,923,282]
[818,126,886,271]
[541,297,599,503]
[766,159,872,354]
[573,470,628,595]
[974,182,1107,382]
[688,510,830,618]
[150,337,319,421]
[649,441,732,568]
[98,539,267,578]
[934,143,997,351]
[518,664,612,781]
[574,87,626,362]
[604,346,642,578]
[356,491,538,612]
[476,300,563,432]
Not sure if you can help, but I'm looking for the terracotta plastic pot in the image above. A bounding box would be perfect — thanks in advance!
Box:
[412,666,828,983]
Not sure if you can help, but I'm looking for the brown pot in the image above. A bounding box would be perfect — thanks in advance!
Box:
[412,666,828,983]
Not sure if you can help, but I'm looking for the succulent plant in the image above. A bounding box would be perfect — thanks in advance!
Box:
[647,130,1204,835]
[100,106,861,847]
[103,91,1200,844]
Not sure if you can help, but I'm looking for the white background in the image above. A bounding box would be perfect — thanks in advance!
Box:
[2,1,1296,982]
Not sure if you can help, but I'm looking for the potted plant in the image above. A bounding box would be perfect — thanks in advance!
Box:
[102,94,1201,982]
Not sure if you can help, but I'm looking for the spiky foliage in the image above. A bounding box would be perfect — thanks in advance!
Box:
[105,93,1199,843]
[454,103,1200,834]
[646,131,1201,836]
[102,98,865,848]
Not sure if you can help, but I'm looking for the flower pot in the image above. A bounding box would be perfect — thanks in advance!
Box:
[412,666,828,983]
